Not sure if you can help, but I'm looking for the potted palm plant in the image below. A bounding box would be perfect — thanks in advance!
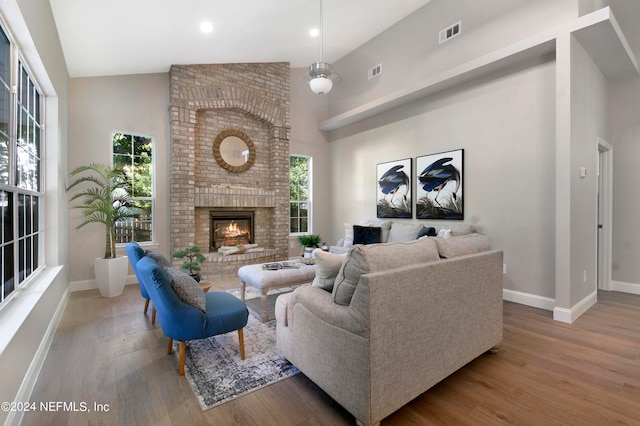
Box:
[67,163,134,297]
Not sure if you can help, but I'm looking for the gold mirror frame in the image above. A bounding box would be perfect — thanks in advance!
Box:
[213,129,256,173]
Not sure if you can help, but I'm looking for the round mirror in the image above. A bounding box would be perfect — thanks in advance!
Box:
[213,129,256,173]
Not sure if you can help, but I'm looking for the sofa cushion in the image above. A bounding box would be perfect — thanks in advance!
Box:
[434,233,490,259]
[387,222,424,243]
[332,237,440,306]
[146,250,172,268]
[312,250,347,291]
[164,267,206,311]
[353,225,382,245]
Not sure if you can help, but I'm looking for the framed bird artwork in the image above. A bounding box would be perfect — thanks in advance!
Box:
[416,149,464,220]
[376,158,412,218]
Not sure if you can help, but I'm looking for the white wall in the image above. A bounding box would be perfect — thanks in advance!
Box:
[0,0,69,423]
[68,74,170,283]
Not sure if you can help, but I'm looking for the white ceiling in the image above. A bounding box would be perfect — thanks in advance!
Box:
[48,1,640,79]
[49,0,433,78]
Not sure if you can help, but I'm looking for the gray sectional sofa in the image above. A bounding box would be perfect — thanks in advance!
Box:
[276,234,503,426]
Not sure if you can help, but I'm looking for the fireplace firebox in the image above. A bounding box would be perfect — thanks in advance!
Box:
[210,210,254,251]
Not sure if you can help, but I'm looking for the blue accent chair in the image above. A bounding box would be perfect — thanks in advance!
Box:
[125,242,156,324]
[136,256,249,375]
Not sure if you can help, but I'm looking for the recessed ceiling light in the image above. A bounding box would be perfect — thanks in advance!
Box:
[200,22,214,33]
[309,28,319,37]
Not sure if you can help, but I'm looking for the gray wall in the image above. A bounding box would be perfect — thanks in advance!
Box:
[323,0,622,312]
[68,74,170,282]
[288,68,332,257]
[611,77,640,286]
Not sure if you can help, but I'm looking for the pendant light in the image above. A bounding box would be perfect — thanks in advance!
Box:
[308,0,338,95]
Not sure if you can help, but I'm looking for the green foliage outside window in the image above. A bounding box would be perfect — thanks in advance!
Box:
[112,132,153,243]
[290,155,310,234]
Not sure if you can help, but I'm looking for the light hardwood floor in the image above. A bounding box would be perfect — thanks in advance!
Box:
[22,281,640,426]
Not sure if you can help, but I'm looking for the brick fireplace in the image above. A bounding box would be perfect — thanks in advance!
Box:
[169,63,290,277]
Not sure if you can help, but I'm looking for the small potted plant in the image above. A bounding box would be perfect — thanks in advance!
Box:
[297,234,321,259]
[173,245,206,282]
[67,163,134,297]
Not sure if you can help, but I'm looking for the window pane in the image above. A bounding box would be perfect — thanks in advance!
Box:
[290,155,311,234]
[1,191,12,242]
[113,131,153,243]
[3,244,14,299]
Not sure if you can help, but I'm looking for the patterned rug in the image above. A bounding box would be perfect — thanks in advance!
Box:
[176,287,299,411]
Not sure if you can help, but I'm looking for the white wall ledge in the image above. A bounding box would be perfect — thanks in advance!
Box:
[320,7,639,132]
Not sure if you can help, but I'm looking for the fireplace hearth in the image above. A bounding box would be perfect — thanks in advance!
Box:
[210,210,254,251]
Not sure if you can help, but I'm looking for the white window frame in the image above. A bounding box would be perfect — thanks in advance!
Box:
[289,154,312,236]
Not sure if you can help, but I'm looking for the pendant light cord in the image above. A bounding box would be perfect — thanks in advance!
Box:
[319,0,324,62]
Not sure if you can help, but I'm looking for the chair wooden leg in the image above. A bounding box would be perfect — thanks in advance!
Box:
[144,299,150,315]
[179,341,186,376]
[152,307,156,325]
[167,338,173,354]
[238,328,245,360]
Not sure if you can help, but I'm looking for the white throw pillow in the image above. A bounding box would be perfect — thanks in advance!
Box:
[312,250,347,292]
[436,228,452,238]
[343,223,354,248]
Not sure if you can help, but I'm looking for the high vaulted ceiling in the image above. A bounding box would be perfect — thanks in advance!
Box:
[48,1,640,79]
[49,0,433,77]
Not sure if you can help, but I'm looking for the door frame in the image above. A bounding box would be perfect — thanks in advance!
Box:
[597,138,613,291]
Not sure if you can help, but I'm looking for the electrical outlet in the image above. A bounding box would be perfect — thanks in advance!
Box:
[583,270,587,282]
[503,264,507,274]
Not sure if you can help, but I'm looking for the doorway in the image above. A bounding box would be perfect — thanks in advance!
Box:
[597,138,612,291]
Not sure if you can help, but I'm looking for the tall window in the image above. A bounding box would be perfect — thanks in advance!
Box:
[112,132,153,243]
[0,24,44,305]
[290,155,311,234]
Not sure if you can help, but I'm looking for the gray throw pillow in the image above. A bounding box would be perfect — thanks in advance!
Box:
[387,222,424,243]
[312,250,347,292]
[164,267,206,311]
[146,250,172,268]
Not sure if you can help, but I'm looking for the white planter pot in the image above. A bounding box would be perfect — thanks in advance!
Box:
[94,255,129,297]
[303,247,314,258]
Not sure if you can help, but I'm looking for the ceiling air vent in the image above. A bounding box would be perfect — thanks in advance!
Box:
[439,21,461,44]
[368,63,382,80]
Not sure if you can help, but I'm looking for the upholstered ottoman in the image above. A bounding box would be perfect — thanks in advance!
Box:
[238,262,316,322]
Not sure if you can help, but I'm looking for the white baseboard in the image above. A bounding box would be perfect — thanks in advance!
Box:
[8,282,70,426]
[503,289,555,311]
[553,290,597,324]
[610,280,640,295]
[70,274,137,292]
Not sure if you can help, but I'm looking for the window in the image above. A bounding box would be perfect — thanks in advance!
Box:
[0,24,44,305]
[112,132,153,243]
[290,155,311,234]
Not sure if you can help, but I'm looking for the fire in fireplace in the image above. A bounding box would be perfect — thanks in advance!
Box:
[210,210,254,251]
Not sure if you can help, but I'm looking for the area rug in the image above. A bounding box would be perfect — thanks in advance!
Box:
[175,287,299,411]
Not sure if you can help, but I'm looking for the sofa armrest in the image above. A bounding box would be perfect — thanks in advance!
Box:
[287,285,367,337]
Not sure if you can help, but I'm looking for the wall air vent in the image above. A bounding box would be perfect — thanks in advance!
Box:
[368,63,382,80]
[439,21,461,44]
